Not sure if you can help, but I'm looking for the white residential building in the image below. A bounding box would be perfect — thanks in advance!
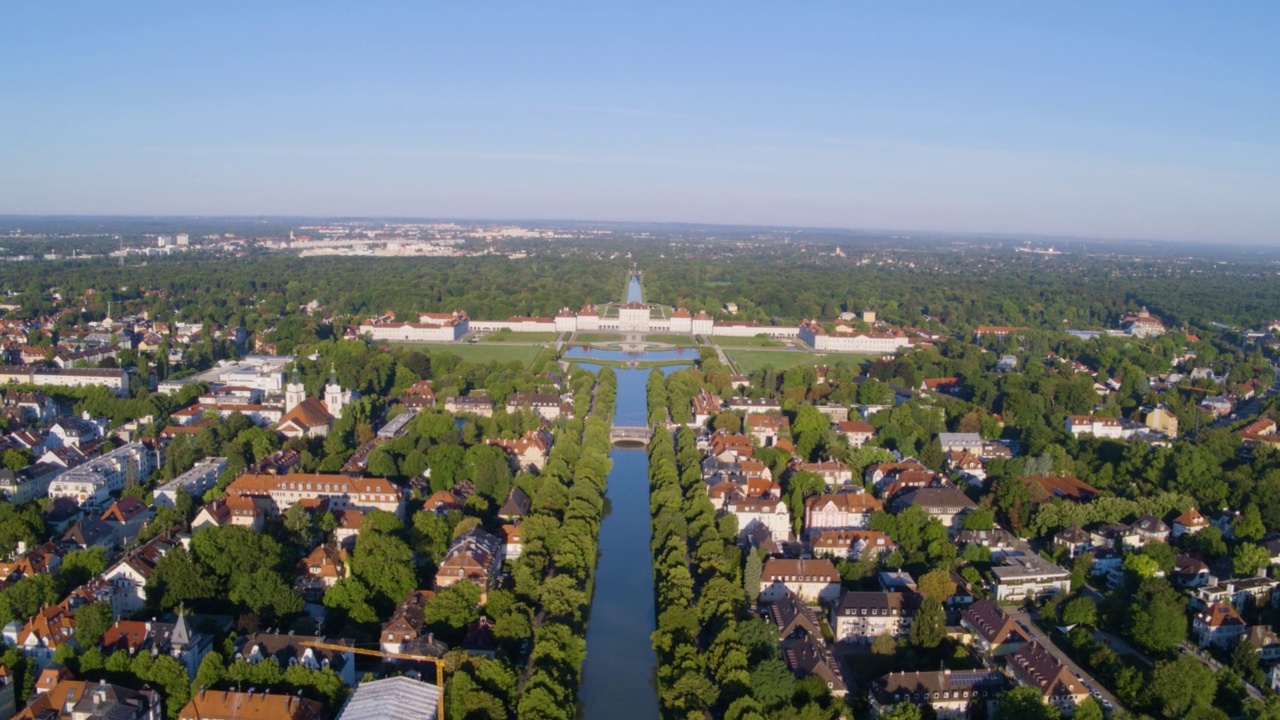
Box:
[1065,415,1127,439]
[798,321,912,354]
[760,559,841,603]
[725,496,792,543]
[200,355,294,393]
[990,554,1071,602]
[0,366,130,396]
[154,458,227,508]
[0,462,65,503]
[831,591,917,643]
[937,433,983,453]
[358,312,469,342]
[804,493,883,536]
[47,443,157,512]
[224,472,406,518]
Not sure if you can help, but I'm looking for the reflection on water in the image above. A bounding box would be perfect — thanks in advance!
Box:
[578,367,660,718]
[626,275,643,304]
[565,346,696,362]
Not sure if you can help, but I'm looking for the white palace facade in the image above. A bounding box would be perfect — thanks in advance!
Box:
[358,302,806,340]
[353,274,922,355]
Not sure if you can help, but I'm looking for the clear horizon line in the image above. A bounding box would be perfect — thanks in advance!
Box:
[0,212,1270,249]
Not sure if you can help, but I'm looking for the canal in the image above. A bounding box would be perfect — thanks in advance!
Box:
[626,273,643,304]
[577,360,679,718]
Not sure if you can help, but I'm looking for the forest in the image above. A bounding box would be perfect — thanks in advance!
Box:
[5,237,1280,341]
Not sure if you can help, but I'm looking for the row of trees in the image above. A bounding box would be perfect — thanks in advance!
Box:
[506,367,615,719]
[647,417,842,719]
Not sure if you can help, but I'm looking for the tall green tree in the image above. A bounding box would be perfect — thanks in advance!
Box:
[1127,579,1188,654]
[909,595,944,649]
[1151,656,1217,718]
[743,551,762,605]
[994,685,1060,720]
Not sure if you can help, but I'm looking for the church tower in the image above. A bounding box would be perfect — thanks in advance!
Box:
[324,366,348,417]
[285,368,306,412]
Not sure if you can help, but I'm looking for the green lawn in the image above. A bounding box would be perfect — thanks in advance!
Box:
[710,335,786,348]
[478,331,559,343]
[397,343,543,366]
[571,332,625,343]
[643,334,698,347]
[728,349,876,375]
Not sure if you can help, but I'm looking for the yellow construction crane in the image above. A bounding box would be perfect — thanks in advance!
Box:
[301,640,446,720]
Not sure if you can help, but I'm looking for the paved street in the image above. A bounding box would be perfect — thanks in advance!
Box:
[1177,640,1264,702]
[1008,607,1125,713]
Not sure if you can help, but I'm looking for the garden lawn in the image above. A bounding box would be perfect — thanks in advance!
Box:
[710,335,786,348]
[398,343,543,366]
[572,332,626,343]
[642,334,698,347]
[478,331,559,343]
[728,349,875,375]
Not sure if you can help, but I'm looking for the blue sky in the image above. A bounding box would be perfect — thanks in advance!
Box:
[1,2,1277,243]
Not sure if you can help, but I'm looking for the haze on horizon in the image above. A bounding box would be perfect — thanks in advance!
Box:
[1,2,1277,245]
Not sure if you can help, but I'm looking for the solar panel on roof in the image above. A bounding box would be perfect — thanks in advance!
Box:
[947,671,1005,687]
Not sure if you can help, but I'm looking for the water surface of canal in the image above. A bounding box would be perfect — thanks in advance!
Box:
[577,358,682,718]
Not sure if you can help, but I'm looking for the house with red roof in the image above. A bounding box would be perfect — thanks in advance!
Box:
[1193,603,1248,649]
[1173,508,1209,538]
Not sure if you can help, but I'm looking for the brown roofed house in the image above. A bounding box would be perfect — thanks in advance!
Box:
[961,599,1030,656]
[178,690,324,720]
[17,677,161,720]
[783,631,847,697]
[1004,642,1088,711]
[498,486,532,522]
[1022,475,1099,502]
[435,527,504,603]
[760,558,841,603]
[767,590,821,638]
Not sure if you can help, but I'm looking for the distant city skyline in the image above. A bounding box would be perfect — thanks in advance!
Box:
[1,2,1277,244]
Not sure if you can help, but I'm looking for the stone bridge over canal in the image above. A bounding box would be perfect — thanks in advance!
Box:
[610,424,654,447]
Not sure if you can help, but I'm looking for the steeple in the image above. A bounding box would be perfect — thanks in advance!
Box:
[324,364,347,417]
[285,366,305,412]
[172,611,192,649]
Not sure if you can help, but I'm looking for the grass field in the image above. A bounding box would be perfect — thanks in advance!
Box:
[643,334,698,347]
[709,335,785,348]
[397,343,543,366]
[571,332,625,343]
[728,349,875,375]
[478,331,559,343]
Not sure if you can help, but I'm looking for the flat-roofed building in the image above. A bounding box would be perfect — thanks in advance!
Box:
[154,457,226,508]
[990,554,1071,602]
[47,443,157,512]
